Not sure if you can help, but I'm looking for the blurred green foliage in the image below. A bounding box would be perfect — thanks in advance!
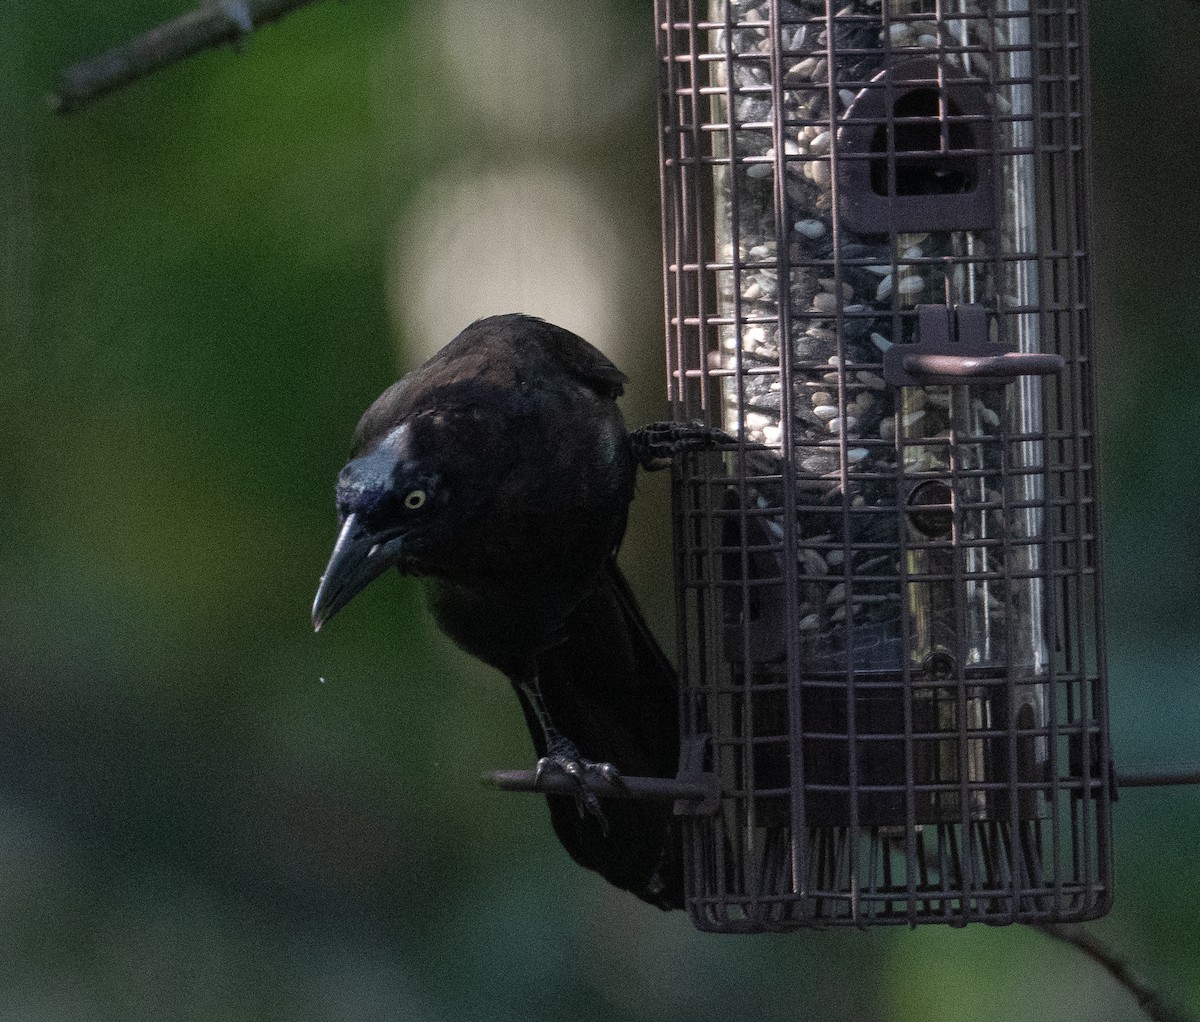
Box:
[1,1,1198,1019]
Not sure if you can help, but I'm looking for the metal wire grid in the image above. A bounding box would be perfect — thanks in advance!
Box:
[655,0,1112,930]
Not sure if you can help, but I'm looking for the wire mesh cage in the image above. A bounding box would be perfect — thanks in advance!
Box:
[655,0,1113,929]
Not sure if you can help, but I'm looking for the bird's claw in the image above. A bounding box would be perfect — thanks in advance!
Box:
[630,421,733,471]
[595,761,621,783]
[534,749,620,835]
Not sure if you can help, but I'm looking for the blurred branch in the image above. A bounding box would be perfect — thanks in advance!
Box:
[49,0,328,114]
[1035,924,1198,1022]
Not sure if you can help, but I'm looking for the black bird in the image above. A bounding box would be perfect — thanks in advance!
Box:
[312,314,695,908]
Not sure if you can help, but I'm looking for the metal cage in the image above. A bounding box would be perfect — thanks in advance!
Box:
[655,0,1113,929]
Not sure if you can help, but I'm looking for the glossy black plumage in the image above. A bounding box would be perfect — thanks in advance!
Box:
[313,314,683,908]
[522,560,682,908]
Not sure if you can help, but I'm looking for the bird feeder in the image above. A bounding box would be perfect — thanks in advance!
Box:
[655,0,1113,929]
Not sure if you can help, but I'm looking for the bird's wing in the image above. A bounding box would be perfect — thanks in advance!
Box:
[537,321,627,400]
[601,558,677,697]
[529,558,684,910]
[531,558,678,776]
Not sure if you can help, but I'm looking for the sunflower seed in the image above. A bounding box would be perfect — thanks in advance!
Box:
[795,218,826,239]
[829,416,859,434]
[801,549,829,576]
[812,292,840,313]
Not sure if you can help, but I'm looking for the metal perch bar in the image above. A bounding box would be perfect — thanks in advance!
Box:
[483,770,719,807]
[898,352,1066,381]
[1115,769,1200,788]
[485,766,1198,802]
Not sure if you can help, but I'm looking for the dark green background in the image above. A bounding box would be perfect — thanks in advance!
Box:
[2,2,1197,1019]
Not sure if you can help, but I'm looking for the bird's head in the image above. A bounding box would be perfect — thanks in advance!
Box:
[311,420,457,631]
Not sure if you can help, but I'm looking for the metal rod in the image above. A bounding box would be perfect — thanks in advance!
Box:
[901,352,1066,380]
[483,770,718,802]
[1115,770,1200,788]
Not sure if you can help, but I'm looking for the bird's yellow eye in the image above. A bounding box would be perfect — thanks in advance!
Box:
[404,489,427,510]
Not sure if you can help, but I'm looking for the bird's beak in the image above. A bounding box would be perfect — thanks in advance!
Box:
[311,513,403,631]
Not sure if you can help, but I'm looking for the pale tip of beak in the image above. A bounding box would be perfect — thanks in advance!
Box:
[311,581,328,632]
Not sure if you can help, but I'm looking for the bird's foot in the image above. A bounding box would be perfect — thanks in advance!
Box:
[630,421,733,471]
[534,739,620,835]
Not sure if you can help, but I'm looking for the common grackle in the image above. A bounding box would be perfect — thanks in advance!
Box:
[312,314,705,909]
